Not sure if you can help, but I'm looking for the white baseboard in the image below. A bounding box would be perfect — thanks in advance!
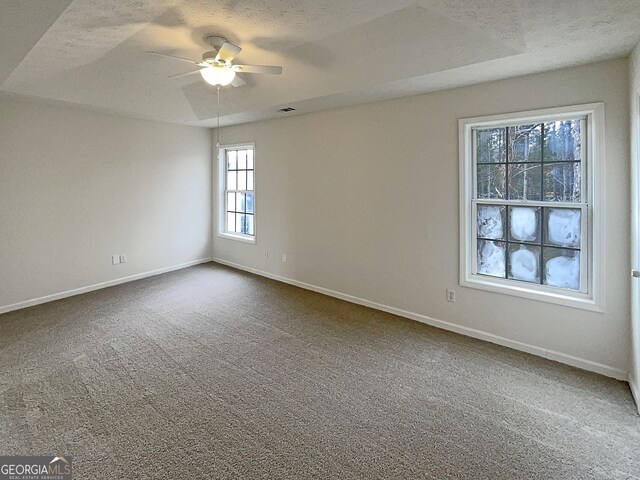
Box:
[212,257,628,381]
[0,258,212,315]
[629,374,640,415]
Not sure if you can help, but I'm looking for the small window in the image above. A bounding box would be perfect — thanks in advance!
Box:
[459,104,603,310]
[218,144,255,243]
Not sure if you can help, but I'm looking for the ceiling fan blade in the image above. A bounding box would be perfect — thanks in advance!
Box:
[147,51,200,65]
[215,42,242,63]
[168,69,203,79]
[231,75,247,87]
[232,64,282,75]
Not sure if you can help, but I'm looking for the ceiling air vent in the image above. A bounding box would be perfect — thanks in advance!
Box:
[278,107,296,112]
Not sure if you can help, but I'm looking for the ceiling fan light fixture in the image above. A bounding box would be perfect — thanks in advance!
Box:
[200,66,236,86]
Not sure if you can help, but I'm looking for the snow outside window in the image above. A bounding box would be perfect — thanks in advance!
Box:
[459,105,603,311]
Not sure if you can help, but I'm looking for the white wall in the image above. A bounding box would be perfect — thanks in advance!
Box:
[0,96,212,310]
[213,58,630,377]
[629,43,640,404]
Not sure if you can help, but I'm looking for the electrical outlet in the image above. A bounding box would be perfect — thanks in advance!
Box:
[112,255,120,265]
[281,253,287,263]
[446,289,456,303]
[120,254,127,263]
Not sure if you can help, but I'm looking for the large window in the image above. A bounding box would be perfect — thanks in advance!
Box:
[218,144,255,243]
[459,104,603,310]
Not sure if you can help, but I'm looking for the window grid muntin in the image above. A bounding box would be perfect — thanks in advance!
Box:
[472,116,587,292]
[224,147,255,237]
[473,118,586,198]
[476,205,583,285]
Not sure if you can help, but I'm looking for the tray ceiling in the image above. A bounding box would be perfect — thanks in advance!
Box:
[2,0,639,127]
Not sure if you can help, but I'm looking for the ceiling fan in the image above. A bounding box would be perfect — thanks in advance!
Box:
[147,35,282,87]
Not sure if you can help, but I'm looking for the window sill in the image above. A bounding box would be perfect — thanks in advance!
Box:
[217,232,256,244]
[461,274,602,312]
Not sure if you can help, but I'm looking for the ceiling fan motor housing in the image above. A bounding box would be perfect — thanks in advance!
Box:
[203,35,231,64]
[206,35,228,49]
[202,51,219,63]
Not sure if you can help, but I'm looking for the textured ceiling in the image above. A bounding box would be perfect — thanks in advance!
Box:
[1,0,640,127]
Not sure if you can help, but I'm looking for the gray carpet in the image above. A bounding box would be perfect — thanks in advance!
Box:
[1,262,639,479]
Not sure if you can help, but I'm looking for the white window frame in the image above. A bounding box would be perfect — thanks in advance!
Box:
[217,142,256,244]
[459,103,604,311]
